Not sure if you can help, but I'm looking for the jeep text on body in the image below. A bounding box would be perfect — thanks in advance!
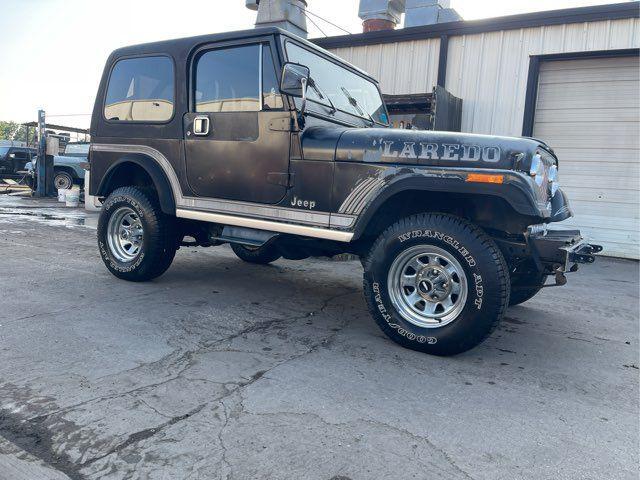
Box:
[89,27,601,356]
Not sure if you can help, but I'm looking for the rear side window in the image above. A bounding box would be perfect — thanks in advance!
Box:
[104,56,174,122]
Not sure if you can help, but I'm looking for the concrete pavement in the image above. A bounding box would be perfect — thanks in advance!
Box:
[0,196,638,480]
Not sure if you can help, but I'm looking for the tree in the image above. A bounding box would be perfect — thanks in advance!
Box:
[0,121,28,142]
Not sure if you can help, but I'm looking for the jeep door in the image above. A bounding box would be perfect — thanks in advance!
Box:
[183,38,291,204]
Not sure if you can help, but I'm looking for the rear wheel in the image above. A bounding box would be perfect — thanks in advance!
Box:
[231,243,281,265]
[54,171,74,190]
[363,213,510,356]
[98,186,177,281]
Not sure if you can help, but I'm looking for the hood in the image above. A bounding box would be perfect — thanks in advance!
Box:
[334,127,548,170]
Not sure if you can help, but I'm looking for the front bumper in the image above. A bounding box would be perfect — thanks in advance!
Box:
[528,228,603,274]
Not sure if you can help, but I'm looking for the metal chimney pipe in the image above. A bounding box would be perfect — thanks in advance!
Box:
[248,0,308,38]
[404,0,462,27]
[358,0,406,32]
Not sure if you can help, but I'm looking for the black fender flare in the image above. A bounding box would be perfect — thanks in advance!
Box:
[97,154,176,215]
[350,171,543,240]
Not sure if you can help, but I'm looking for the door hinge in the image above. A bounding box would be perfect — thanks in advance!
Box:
[267,172,294,187]
[269,117,297,132]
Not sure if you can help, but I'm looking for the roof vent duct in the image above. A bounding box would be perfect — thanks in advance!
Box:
[404,0,462,27]
[358,0,406,32]
[247,0,308,38]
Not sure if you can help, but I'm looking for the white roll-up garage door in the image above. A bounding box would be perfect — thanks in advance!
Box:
[533,55,639,259]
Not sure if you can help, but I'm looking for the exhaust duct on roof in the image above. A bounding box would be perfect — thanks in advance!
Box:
[247,0,308,38]
[404,0,462,27]
[358,0,406,32]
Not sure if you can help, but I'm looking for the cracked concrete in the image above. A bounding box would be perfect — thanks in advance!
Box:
[0,196,638,479]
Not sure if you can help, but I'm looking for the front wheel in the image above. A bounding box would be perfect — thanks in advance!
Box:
[98,186,177,282]
[363,214,510,356]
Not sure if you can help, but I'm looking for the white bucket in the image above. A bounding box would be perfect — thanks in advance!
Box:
[65,188,80,207]
[58,188,69,202]
[83,169,103,212]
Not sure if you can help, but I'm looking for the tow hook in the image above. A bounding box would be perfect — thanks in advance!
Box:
[567,243,603,264]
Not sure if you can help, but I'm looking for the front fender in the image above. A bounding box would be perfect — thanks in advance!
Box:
[338,166,547,240]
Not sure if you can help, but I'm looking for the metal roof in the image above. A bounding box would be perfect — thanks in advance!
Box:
[313,2,640,49]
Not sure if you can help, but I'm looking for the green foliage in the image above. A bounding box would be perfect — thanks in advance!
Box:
[0,121,29,142]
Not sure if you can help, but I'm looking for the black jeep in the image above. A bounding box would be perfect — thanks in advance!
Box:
[89,27,600,356]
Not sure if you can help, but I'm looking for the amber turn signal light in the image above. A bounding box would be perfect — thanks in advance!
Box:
[465,173,504,184]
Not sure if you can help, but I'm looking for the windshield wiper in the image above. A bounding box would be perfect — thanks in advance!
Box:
[308,77,337,114]
[340,87,375,125]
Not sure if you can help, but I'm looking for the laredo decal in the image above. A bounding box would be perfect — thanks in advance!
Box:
[378,140,501,163]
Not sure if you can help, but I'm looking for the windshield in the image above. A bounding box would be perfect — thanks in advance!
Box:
[64,144,90,155]
[0,147,10,157]
[286,42,388,125]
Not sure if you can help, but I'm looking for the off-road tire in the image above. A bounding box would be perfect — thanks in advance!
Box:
[363,213,510,356]
[98,186,177,282]
[231,243,281,265]
[54,170,74,190]
[509,272,547,306]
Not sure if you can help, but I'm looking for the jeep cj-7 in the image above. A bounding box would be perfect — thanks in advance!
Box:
[89,27,601,356]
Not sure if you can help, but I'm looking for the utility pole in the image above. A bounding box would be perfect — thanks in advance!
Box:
[35,109,47,197]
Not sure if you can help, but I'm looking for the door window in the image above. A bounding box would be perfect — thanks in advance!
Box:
[195,44,283,113]
[262,45,283,110]
[104,56,174,122]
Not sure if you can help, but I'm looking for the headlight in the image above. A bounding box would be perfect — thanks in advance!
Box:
[548,164,559,197]
[530,154,545,186]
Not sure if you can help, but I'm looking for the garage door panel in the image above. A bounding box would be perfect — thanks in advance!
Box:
[539,66,639,84]
[534,108,639,123]
[541,56,639,71]
[569,200,639,220]
[563,213,639,230]
[536,83,639,110]
[561,173,639,190]
[552,147,639,164]
[562,186,638,204]
[560,162,639,178]
[535,130,639,150]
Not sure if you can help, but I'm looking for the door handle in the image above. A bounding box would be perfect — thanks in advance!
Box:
[193,116,210,136]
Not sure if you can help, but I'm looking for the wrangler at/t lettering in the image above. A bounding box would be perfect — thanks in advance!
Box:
[89,27,601,355]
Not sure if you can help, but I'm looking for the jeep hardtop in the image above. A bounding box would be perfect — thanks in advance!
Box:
[89,27,601,356]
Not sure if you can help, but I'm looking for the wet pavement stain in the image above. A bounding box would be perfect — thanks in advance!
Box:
[0,409,85,480]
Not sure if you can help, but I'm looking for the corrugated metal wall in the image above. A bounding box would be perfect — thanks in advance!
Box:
[329,18,639,135]
[445,18,640,135]
[329,38,441,95]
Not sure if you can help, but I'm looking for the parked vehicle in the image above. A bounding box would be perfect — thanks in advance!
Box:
[25,153,87,190]
[0,145,37,178]
[89,27,601,356]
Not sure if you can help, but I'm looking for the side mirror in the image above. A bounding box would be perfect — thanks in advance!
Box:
[9,153,15,159]
[280,62,310,98]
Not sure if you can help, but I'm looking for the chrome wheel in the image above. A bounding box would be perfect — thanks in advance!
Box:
[106,207,144,262]
[387,245,468,328]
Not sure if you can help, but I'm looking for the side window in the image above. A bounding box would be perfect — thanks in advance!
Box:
[262,45,283,110]
[195,45,260,113]
[11,150,28,161]
[104,56,174,122]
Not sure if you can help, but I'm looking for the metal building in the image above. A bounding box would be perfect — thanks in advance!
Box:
[314,2,640,259]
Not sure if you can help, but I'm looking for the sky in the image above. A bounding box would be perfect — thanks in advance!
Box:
[0,0,633,129]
